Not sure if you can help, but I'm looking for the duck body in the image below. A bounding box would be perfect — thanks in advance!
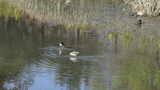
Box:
[69,51,80,56]
[136,19,143,25]
[58,42,80,56]
[58,42,65,55]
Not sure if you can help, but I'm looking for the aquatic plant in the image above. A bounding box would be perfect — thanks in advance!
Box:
[107,29,160,51]
[5,0,119,31]
[0,1,23,20]
[109,30,160,90]
[112,54,158,90]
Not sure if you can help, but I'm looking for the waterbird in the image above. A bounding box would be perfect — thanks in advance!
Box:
[59,42,64,47]
[135,18,144,26]
[69,51,80,56]
[58,42,80,56]
[58,42,64,55]
[136,19,143,25]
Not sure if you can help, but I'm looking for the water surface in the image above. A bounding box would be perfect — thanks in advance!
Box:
[1,0,160,90]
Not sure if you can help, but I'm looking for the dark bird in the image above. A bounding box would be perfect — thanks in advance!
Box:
[136,19,143,25]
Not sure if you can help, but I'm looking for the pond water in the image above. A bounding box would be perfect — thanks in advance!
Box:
[0,17,112,90]
[0,17,109,90]
[1,0,160,90]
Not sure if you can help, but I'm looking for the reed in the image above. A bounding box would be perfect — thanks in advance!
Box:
[0,1,23,20]
[5,0,111,31]
[123,0,160,16]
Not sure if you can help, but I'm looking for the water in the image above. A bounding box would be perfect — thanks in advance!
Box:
[0,18,110,90]
[1,0,160,90]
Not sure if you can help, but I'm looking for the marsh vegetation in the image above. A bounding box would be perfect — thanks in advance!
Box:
[123,0,160,16]
[0,0,160,90]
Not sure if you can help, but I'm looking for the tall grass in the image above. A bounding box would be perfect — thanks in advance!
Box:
[0,1,23,20]
[5,0,123,30]
[107,29,160,52]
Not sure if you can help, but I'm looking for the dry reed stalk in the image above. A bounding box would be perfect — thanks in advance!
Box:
[123,0,160,16]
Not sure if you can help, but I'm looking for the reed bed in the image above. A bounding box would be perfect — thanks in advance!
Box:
[5,0,116,30]
[123,0,160,16]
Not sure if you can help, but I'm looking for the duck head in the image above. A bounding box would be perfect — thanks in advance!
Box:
[59,42,64,47]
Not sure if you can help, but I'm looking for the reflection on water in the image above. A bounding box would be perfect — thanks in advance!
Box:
[1,11,160,90]
[0,16,109,90]
[113,50,160,90]
[1,0,160,90]
[3,80,17,89]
